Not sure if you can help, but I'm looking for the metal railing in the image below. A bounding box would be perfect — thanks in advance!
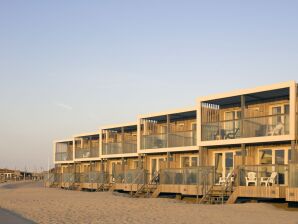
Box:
[55,152,73,161]
[141,130,196,149]
[122,169,147,184]
[62,173,75,183]
[160,166,215,185]
[102,141,137,155]
[237,164,289,186]
[78,172,109,184]
[202,114,289,141]
[75,147,99,159]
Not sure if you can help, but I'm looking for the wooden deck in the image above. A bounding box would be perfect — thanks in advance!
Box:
[236,186,286,199]
[158,184,207,196]
[286,188,298,202]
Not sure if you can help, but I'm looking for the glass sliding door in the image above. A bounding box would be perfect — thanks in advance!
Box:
[215,153,223,182]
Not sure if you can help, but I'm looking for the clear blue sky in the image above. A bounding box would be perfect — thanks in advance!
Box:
[0,1,297,171]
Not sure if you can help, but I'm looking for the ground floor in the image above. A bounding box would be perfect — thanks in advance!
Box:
[48,142,298,204]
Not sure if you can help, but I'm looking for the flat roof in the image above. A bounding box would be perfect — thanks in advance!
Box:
[197,80,295,103]
[138,106,197,119]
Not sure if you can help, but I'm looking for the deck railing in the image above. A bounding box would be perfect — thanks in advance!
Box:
[121,169,147,184]
[78,172,109,184]
[237,164,289,187]
[102,141,137,155]
[141,130,196,149]
[160,166,215,185]
[202,114,289,141]
[55,152,73,161]
[62,173,75,183]
[75,147,99,159]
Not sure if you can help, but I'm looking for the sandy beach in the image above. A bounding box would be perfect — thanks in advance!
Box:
[0,182,297,224]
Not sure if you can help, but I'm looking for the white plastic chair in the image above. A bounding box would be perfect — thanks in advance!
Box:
[245,172,257,186]
[218,172,234,186]
[260,172,277,186]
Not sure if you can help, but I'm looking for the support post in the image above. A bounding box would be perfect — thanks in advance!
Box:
[166,114,170,148]
[167,152,171,168]
[241,144,246,165]
[291,140,297,163]
[241,95,246,138]
[138,154,143,169]
[199,146,206,166]
[121,127,124,154]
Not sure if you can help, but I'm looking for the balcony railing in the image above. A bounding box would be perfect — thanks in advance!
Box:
[114,169,147,184]
[202,114,289,141]
[141,130,196,150]
[160,166,215,185]
[62,173,75,183]
[102,141,137,155]
[237,164,289,186]
[75,147,99,159]
[55,152,73,161]
[78,172,109,184]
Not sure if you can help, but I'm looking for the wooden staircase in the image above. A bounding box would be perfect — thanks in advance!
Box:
[199,185,234,204]
[132,172,159,198]
[199,173,236,204]
[96,183,111,192]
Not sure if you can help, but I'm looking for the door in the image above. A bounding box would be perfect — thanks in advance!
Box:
[214,152,235,183]
[214,153,223,182]
[270,104,289,135]
[224,110,241,138]
[150,157,165,179]
[110,161,122,182]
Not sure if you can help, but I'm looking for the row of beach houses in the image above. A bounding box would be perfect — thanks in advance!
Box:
[49,81,298,205]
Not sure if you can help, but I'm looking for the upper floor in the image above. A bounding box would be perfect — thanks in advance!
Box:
[101,122,138,158]
[54,139,74,163]
[138,107,198,153]
[198,81,297,146]
[54,81,298,164]
[74,132,100,161]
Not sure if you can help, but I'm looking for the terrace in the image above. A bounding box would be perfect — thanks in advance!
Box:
[140,110,197,150]
[74,134,99,159]
[102,124,137,156]
[200,87,291,144]
[55,140,74,162]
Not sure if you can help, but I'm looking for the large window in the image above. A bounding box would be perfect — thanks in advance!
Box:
[259,149,272,164]
[181,156,198,168]
[275,150,285,165]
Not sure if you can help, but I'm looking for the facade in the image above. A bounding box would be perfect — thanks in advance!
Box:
[51,80,298,204]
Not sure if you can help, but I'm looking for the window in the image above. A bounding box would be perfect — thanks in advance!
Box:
[275,150,285,165]
[181,156,198,168]
[259,149,272,164]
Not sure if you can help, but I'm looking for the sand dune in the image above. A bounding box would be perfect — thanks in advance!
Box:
[0,182,297,224]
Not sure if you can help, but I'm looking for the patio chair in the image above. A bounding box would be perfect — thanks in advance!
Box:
[218,172,234,186]
[260,172,277,186]
[245,172,257,186]
[268,122,284,136]
[225,128,240,139]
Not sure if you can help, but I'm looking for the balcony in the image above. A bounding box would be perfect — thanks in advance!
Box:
[202,114,289,141]
[55,141,73,162]
[140,110,197,150]
[102,125,137,155]
[75,147,99,159]
[201,87,290,142]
